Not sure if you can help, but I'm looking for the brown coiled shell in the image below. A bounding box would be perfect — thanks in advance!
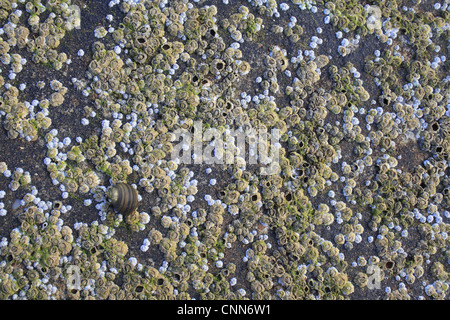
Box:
[107,183,138,216]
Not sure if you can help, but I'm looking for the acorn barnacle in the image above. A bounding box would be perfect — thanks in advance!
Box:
[107,183,138,216]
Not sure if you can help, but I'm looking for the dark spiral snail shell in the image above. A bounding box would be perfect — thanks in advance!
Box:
[107,183,138,216]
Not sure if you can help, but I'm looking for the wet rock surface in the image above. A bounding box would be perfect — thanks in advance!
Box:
[0,0,448,300]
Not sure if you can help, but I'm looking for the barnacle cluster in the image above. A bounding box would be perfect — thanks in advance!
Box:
[0,0,448,300]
